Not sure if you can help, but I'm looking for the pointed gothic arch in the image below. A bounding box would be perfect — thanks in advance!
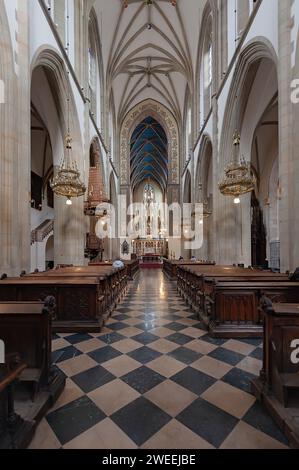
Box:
[120,99,179,186]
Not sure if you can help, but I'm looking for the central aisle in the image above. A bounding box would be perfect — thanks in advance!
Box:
[31,270,288,449]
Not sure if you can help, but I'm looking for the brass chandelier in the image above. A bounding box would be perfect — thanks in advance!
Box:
[191,193,212,226]
[51,134,86,206]
[219,131,256,204]
[198,184,212,219]
[50,6,86,207]
[123,0,176,7]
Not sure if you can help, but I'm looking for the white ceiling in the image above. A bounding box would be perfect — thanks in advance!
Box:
[92,0,204,126]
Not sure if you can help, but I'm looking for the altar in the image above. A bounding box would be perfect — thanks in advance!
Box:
[132,239,168,257]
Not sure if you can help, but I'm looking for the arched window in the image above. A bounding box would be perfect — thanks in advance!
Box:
[198,6,215,129]
[88,21,97,120]
[53,0,66,41]
[204,35,213,89]
[88,9,104,127]
[203,23,213,118]
[237,0,250,37]
[144,183,155,205]
[185,106,192,162]
[109,109,115,161]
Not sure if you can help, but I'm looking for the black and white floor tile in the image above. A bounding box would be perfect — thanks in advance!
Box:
[29,270,289,449]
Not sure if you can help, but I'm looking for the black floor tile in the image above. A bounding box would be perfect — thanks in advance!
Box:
[164,322,186,332]
[100,332,125,344]
[238,338,263,347]
[131,332,160,345]
[113,313,130,321]
[249,348,263,360]
[200,334,228,346]
[47,396,105,445]
[111,397,171,446]
[65,333,93,345]
[168,347,202,365]
[177,397,238,448]
[192,322,207,330]
[222,367,257,393]
[135,321,157,331]
[71,365,116,393]
[208,347,245,366]
[171,367,216,395]
[128,346,162,364]
[165,332,193,346]
[116,307,132,313]
[52,346,82,364]
[162,314,182,321]
[243,401,289,445]
[107,322,128,331]
[88,346,122,364]
[121,366,165,394]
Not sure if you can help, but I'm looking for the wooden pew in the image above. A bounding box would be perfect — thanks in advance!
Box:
[163,259,215,280]
[0,300,66,448]
[1,265,128,332]
[205,281,299,338]
[252,299,299,448]
[88,259,140,280]
[0,298,65,402]
[0,277,106,333]
[176,265,295,337]
[34,265,128,311]
[0,355,35,449]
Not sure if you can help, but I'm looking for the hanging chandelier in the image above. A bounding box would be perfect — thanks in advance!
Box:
[123,0,176,7]
[201,200,212,219]
[219,131,256,204]
[191,184,212,223]
[51,134,86,206]
[50,6,86,207]
[191,202,212,222]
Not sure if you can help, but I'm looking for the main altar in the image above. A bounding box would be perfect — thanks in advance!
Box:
[132,238,168,257]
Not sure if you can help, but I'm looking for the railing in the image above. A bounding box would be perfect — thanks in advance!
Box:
[31,219,54,244]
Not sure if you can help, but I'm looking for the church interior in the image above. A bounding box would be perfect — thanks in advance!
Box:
[0,0,299,451]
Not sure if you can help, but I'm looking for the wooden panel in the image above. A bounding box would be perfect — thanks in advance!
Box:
[217,291,258,324]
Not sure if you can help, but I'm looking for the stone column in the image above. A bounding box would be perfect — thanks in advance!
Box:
[0,1,31,276]
[291,3,299,271]
[17,0,31,273]
[277,0,292,272]
[53,166,85,266]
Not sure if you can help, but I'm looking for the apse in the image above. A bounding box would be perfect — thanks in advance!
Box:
[130,116,168,192]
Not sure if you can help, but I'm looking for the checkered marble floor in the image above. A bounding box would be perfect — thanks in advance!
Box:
[29,270,289,449]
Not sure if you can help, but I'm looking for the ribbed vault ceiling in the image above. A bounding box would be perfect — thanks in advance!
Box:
[92,0,204,126]
[130,116,168,191]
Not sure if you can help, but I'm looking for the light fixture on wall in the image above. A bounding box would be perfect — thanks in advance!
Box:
[218,131,256,204]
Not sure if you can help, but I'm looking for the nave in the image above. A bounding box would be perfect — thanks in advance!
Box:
[29,270,288,450]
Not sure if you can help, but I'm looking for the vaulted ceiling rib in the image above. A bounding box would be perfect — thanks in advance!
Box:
[92,0,203,127]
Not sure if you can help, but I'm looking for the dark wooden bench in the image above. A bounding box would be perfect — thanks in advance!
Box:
[176,265,296,337]
[89,260,140,280]
[0,299,66,448]
[163,259,215,280]
[205,281,299,338]
[0,354,35,449]
[0,276,106,333]
[12,265,128,331]
[252,299,299,448]
[0,299,65,401]
[41,265,128,312]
